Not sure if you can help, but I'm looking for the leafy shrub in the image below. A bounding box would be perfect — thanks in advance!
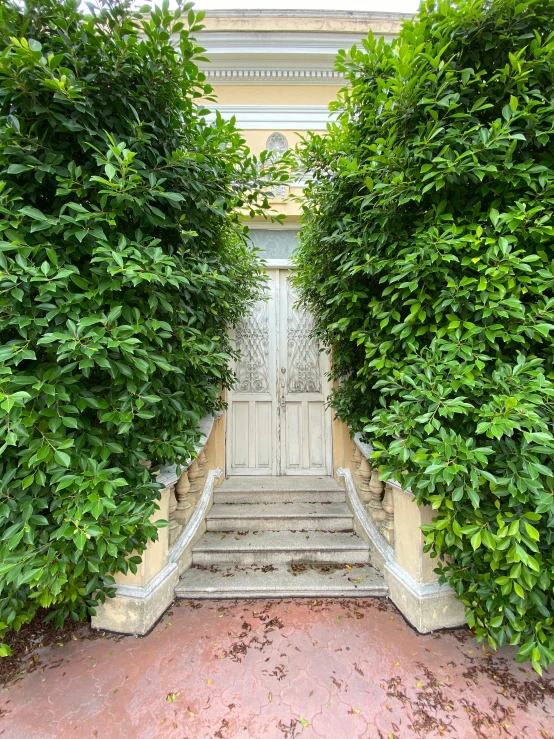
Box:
[0,0,279,651]
[294,0,554,672]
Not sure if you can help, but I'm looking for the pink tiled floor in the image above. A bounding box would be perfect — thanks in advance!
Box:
[1,598,553,738]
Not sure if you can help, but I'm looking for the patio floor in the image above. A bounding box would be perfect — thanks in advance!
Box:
[1,597,553,739]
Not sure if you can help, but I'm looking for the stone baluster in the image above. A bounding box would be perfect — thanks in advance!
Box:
[197,448,207,485]
[167,485,181,546]
[353,445,363,491]
[358,455,372,506]
[368,468,386,528]
[187,458,201,503]
[175,468,192,525]
[382,483,395,545]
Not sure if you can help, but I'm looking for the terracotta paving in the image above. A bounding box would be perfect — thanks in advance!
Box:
[1,598,553,739]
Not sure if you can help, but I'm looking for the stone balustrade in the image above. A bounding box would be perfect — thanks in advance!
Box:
[333,421,466,633]
[164,432,214,550]
[92,412,224,635]
[348,434,395,547]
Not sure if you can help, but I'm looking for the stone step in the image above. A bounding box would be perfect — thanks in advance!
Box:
[175,562,386,599]
[206,501,353,532]
[217,475,342,493]
[214,475,345,504]
[192,531,370,566]
[213,489,346,504]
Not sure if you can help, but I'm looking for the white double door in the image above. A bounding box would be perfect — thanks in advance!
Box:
[227,269,332,476]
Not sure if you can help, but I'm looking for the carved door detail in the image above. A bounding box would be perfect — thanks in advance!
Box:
[227,269,331,476]
[235,300,270,394]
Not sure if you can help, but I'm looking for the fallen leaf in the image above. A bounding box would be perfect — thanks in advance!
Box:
[353,708,360,714]
[345,565,352,570]
[206,679,211,686]
[166,692,180,703]
[268,693,272,702]
[299,718,309,727]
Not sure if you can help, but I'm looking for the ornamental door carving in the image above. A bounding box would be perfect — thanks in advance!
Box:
[227,269,332,476]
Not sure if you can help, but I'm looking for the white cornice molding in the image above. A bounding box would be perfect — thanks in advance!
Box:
[197,31,389,55]
[205,104,336,130]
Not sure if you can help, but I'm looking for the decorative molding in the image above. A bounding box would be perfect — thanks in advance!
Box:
[385,560,454,600]
[204,69,345,85]
[196,16,405,85]
[266,131,288,154]
[197,30,396,56]
[114,562,177,600]
[204,105,336,130]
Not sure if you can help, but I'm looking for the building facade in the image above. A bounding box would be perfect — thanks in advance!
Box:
[197,10,404,478]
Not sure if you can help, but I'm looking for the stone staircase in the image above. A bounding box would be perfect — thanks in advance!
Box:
[175,476,386,599]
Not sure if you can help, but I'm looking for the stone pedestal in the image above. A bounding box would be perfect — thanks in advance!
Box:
[91,485,178,635]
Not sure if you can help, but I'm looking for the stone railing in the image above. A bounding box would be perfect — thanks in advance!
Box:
[160,414,220,551]
[348,433,395,546]
[91,412,224,635]
[334,422,466,633]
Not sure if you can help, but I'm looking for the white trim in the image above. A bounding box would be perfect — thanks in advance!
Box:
[264,258,292,268]
[247,223,300,230]
[197,31,394,57]
[205,105,336,130]
[385,560,453,599]
[114,562,177,599]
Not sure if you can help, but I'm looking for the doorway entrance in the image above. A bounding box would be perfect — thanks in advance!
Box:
[226,269,332,475]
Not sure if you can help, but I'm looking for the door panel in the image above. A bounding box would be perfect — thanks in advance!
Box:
[278,271,331,475]
[227,272,277,475]
[227,268,331,475]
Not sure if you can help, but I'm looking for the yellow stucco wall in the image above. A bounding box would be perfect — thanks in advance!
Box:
[212,85,343,107]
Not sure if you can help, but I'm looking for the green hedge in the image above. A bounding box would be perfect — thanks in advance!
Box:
[0,0,281,652]
[294,0,554,672]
